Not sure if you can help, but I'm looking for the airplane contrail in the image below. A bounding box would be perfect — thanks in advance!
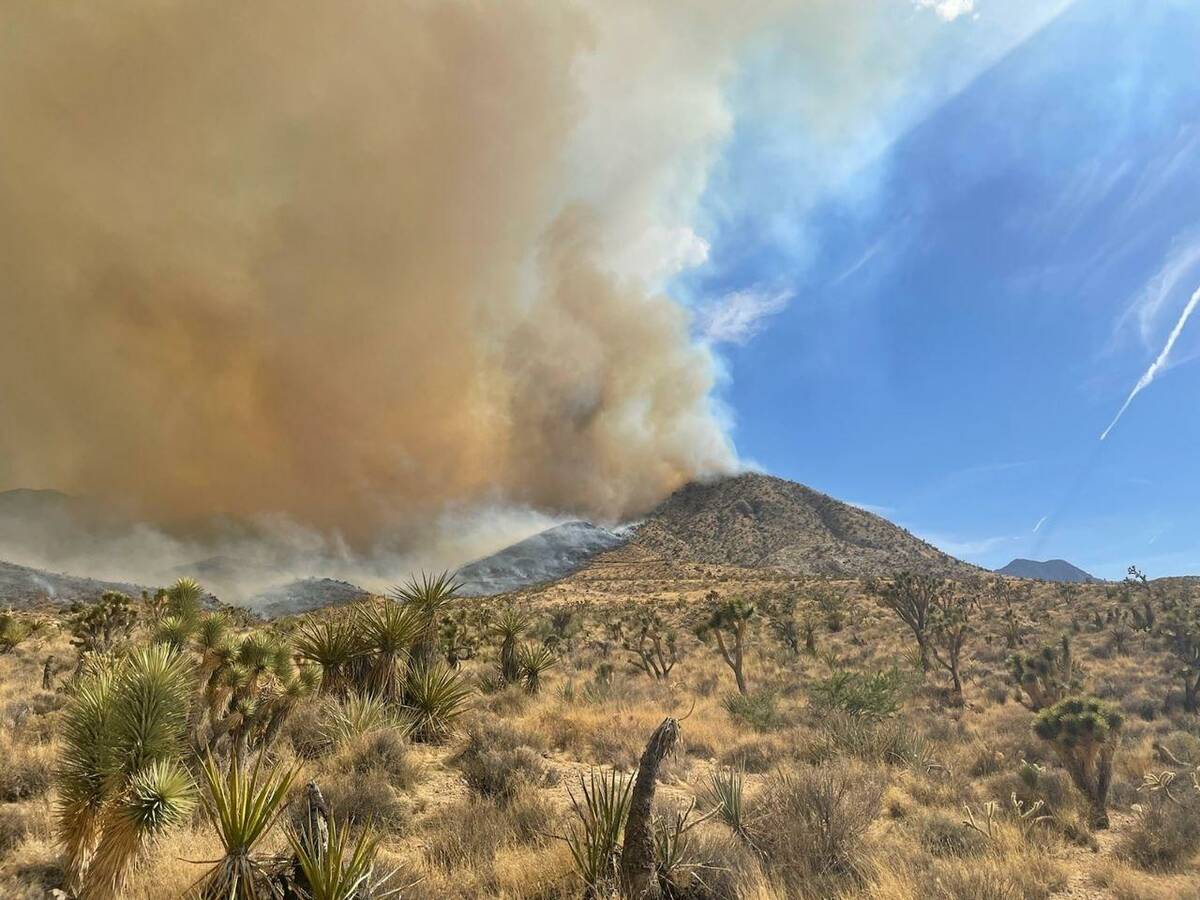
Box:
[1101,284,1200,440]
[1032,515,1048,533]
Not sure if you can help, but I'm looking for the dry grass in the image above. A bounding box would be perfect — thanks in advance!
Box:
[2,575,1200,898]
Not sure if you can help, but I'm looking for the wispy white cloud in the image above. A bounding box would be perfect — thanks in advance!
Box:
[1101,283,1200,440]
[1032,515,1048,533]
[697,288,792,345]
[914,0,976,22]
[917,530,1018,559]
[1112,229,1200,350]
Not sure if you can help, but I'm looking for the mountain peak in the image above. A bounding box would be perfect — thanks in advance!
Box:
[995,558,1098,583]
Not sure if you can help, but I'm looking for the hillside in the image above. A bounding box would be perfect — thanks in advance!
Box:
[0,558,147,608]
[996,558,1099,583]
[614,472,979,579]
[456,521,631,596]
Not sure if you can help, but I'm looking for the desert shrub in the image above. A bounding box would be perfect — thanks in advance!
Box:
[283,701,331,759]
[755,762,884,886]
[0,805,36,855]
[919,810,987,858]
[810,667,907,718]
[722,690,785,732]
[454,719,546,800]
[718,735,785,774]
[0,745,53,802]
[802,713,933,769]
[321,770,412,830]
[1119,790,1200,871]
[422,791,554,873]
[343,728,422,790]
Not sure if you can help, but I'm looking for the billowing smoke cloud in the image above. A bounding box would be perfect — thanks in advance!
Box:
[0,1,1049,594]
[0,1,775,549]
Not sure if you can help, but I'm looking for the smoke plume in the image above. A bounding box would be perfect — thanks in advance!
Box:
[0,0,778,552]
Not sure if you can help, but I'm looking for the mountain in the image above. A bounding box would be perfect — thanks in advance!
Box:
[996,558,1099,583]
[250,577,371,618]
[0,558,147,608]
[617,472,980,578]
[457,521,631,596]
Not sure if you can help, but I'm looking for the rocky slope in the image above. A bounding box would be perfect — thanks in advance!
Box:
[456,521,631,596]
[613,472,980,579]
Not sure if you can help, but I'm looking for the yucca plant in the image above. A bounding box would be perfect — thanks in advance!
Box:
[320,691,408,748]
[56,644,197,898]
[167,576,206,623]
[492,608,530,684]
[563,768,633,898]
[703,766,754,845]
[357,600,422,700]
[288,815,398,900]
[154,614,196,651]
[197,752,299,900]
[518,643,557,695]
[389,571,463,667]
[403,663,473,743]
[295,613,364,698]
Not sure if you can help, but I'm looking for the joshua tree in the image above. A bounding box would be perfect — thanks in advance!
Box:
[1008,636,1079,711]
[165,576,205,623]
[763,593,802,656]
[873,573,947,671]
[621,608,679,681]
[389,570,463,668]
[56,644,198,897]
[1033,695,1123,828]
[68,592,138,662]
[927,581,977,703]
[404,662,474,742]
[696,593,755,696]
[1162,594,1200,712]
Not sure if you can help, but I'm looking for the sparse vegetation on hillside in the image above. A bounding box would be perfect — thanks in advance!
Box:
[1,564,1200,898]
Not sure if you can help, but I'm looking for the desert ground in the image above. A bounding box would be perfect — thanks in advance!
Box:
[2,565,1200,900]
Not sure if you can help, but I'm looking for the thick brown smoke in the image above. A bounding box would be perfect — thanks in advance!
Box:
[0,0,755,545]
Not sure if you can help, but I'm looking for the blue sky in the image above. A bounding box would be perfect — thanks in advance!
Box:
[681,0,1200,578]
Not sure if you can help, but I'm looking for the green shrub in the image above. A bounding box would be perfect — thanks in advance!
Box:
[722,690,785,732]
[810,667,908,718]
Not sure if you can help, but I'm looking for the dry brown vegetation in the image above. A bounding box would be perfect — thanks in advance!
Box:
[1,567,1199,899]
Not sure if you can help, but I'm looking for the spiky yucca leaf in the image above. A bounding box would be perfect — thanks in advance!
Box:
[563,768,633,894]
[404,663,473,743]
[153,614,195,650]
[518,643,557,695]
[199,752,299,900]
[167,576,205,622]
[358,601,422,700]
[196,613,230,655]
[82,759,197,900]
[320,692,409,748]
[56,665,117,889]
[702,766,754,844]
[105,644,195,779]
[288,816,397,900]
[389,571,462,665]
[295,613,364,697]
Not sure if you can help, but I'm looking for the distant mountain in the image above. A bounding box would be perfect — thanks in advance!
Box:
[618,472,980,578]
[457,521,632,596]
[996,558,1099,583]
[250,577,371,618]
[0,558,147,608]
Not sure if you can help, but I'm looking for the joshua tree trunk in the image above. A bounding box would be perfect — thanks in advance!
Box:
[1059,746,1115,829]
[714,631,748,696]
[620,717,680,899]
[42,656,54,690]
